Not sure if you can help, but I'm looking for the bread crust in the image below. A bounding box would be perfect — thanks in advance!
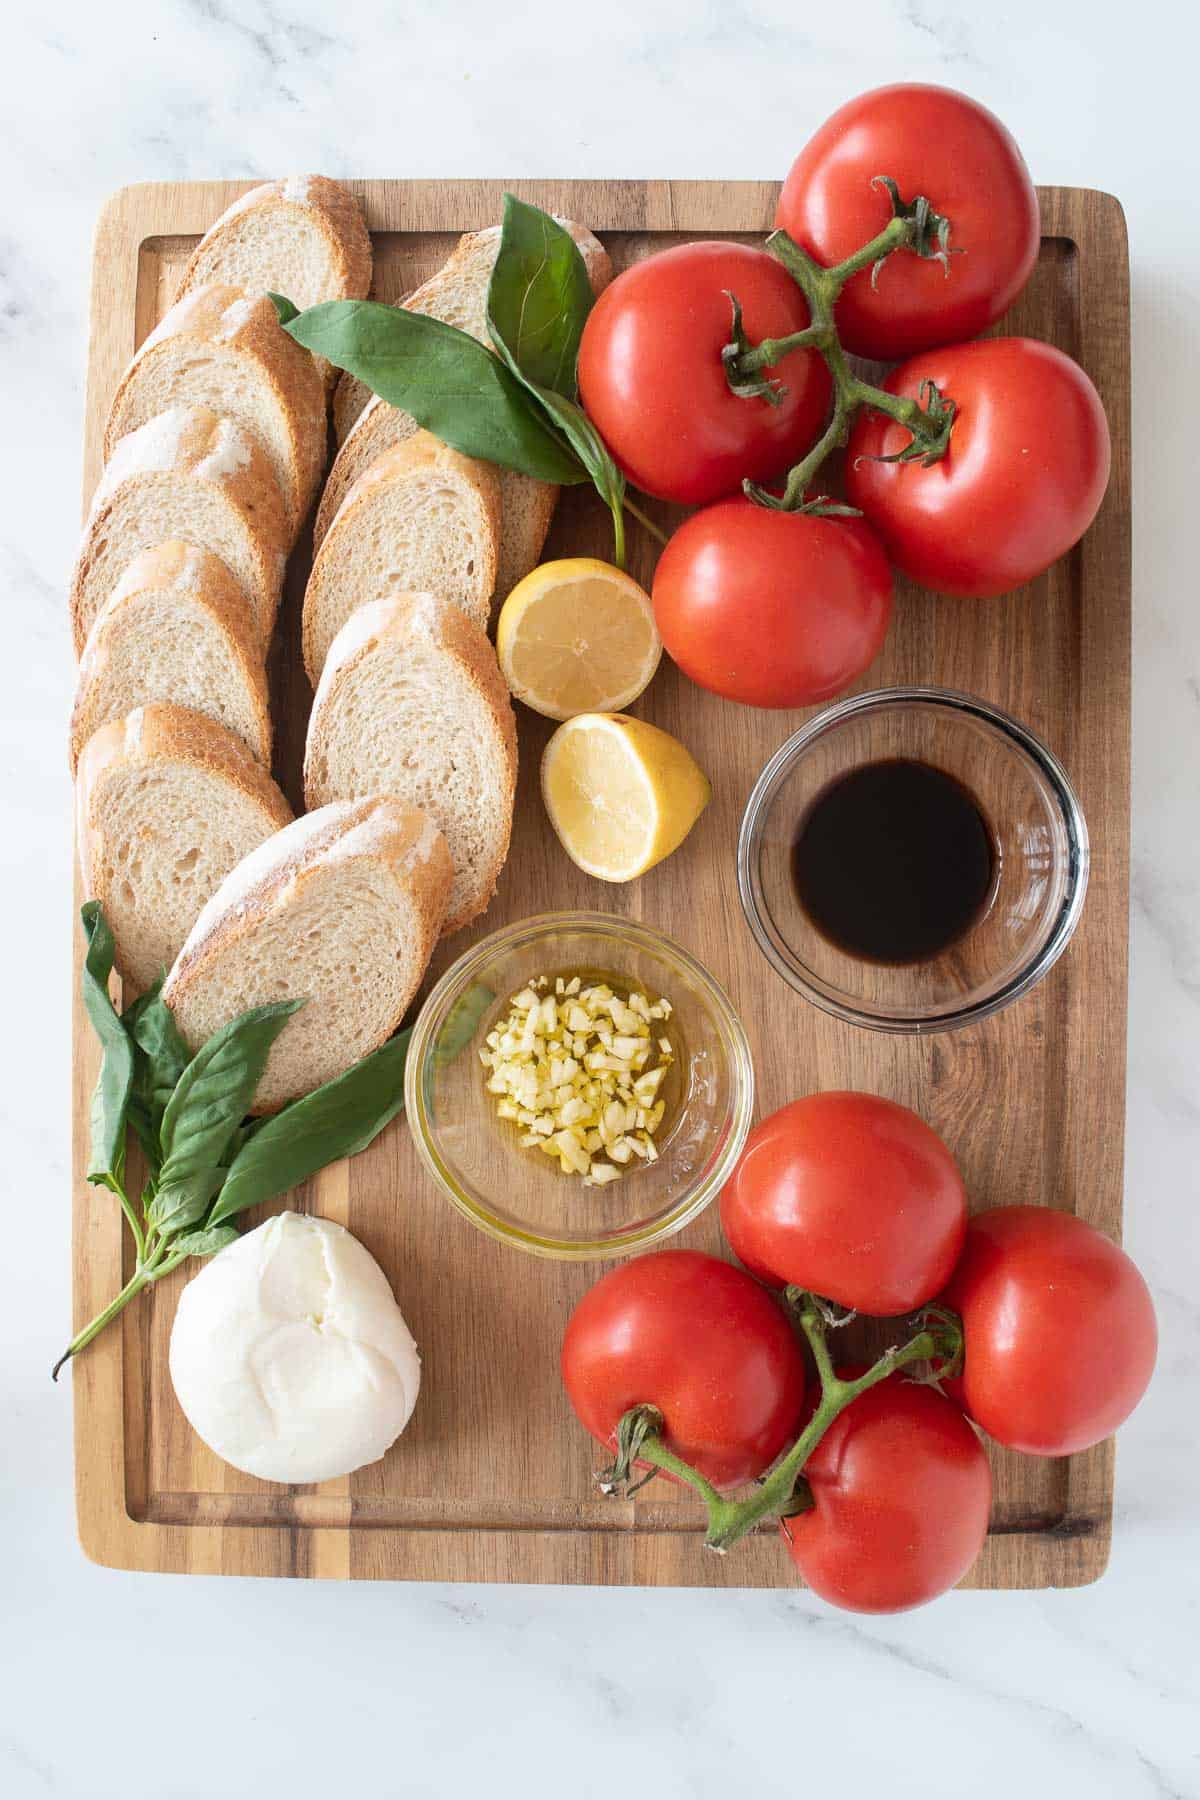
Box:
[75,702,294,988]
[69,543,273,773]
[70,405,289,656]
[178,175,373,312]
[301,431,502,685]
[162,798,453,1110]
[304,593,518,934]
[104,283,327,539]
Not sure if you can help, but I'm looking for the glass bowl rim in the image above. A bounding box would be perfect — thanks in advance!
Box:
[736,684,1090,1036]
[404,910,756,1259]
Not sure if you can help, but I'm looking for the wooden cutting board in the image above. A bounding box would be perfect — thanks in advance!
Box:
[71,180,1130,1585]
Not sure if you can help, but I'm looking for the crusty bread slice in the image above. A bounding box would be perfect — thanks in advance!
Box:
[177,176,372,390]
[70,405,288,656]
[301,432,501,685]
[104,283,327,540]
[76,703,293,992]
[305,594,517,934]
[163,798,453,1112]
[330,220,611,445]
[69,544,272,773]
[323,219,612,599]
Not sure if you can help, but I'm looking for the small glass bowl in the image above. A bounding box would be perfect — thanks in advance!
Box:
[737,687,1089,1034]
[405,912,754,1259]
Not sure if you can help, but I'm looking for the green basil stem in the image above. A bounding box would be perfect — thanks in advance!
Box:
[51,1228,172,1381]
[607,1291,963,1556]
[727,202,957,511]
[621,495,668,547]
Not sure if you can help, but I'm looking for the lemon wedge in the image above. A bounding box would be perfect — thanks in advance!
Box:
[496,558,662,720]
[541,712,711,882]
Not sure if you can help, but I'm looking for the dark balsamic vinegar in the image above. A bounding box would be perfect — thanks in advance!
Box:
[792,758,996,966]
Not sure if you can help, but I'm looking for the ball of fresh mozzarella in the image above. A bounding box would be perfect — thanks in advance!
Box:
[168,1211,421,1483]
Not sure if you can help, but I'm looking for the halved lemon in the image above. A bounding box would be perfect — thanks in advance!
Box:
[541,712,711,882]
[496,557,662,721]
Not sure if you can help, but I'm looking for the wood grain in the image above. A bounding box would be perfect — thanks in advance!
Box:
[71,180,1130,1586]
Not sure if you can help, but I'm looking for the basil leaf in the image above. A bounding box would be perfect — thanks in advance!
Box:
[156,999,303,1196]
[207,1029,412,1228]
[165,1222,240,1262]
[268,292,299,326]
[80,903,135,1191]
[147,1166,226,1238]
[122,976,191,1172]
[282,301,584,485]
[486,194,594,397]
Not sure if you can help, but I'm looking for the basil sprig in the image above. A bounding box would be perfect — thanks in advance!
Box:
[55,905,416,1380]
[272,194,630,564]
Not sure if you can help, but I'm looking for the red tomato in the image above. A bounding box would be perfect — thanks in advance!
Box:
[560,1249,805,1490]
[845,337,1110,597]
[941,1206,1157,1456]
[577,241,831,505]
[781,1372,992,1612]
[651,498,892,708]
[777,84,1039,359]
[721,1092,967,1314]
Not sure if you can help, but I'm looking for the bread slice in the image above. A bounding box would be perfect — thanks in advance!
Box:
[104,283,327,540]
[69,544,272,773]
[177,176,372,389]
[305,595,517,934]
[76,703,293,992]
[301,431,501,685]
[70,406,288,656]
[330,220,611,445]
[163,798,453,1112]
[322,219,612,599]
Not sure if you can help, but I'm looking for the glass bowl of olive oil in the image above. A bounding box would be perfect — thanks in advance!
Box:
[738,687,1089,1033]
[405,913,754,1258]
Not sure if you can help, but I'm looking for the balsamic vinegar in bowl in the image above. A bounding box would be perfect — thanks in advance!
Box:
[791,758,997,966]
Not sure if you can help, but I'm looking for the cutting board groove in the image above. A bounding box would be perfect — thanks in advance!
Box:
[71,180,1130,1586]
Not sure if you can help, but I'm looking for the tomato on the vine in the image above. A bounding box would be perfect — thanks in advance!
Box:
[560,1250,805,1490]
[577,241,831,506]
[845,337,1110,598]
[651,498,892,708]
[941,1206,1157,1456]
[776,83,1040,360]
[720,1092,967,1314]
[780,1371,991,1613]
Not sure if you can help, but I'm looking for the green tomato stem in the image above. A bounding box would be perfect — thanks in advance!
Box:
[600,1293,964,1556]
[724,191,959,507]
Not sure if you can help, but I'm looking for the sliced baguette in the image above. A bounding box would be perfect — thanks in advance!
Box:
[305,594,517,934]
[323,219,612,598]
[76,703,293,991]
[163,798,453,1112]
[69,544,272,773]
[301,431,501,685]
[104,283,327,540]
[70,405,288,657]
[177,176,372,389]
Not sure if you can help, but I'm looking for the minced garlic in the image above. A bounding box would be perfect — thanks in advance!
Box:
[479,975,674,1185]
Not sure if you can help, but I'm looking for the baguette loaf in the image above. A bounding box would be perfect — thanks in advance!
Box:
[177,176,372,390]
[305,594,517,934]
[163,799,453,1112]
[70,406,288,656]
[76,703,293,991]
[301,431,501,685]
[69,544,271,773]
[104,283,327,540]
[323,220,612,599]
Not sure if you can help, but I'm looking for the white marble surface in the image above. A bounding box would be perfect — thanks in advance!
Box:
[3,0,1198,1793]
